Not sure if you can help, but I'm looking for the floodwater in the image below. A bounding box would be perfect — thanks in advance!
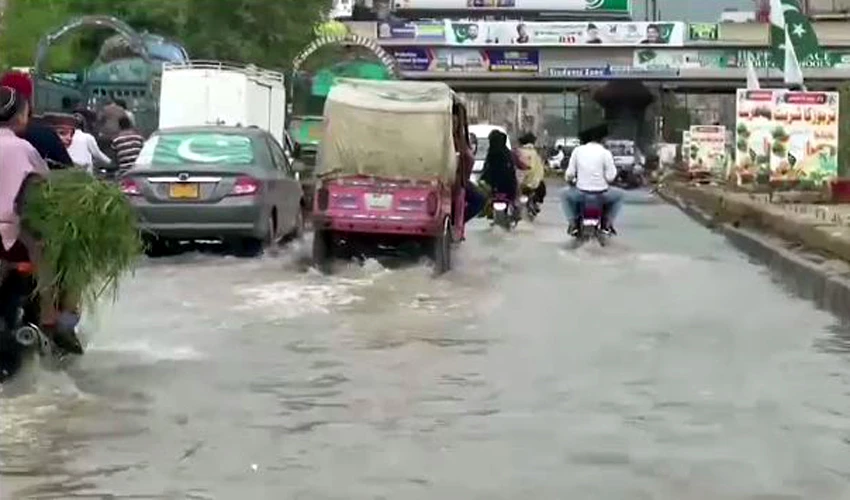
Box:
[2,190,850,499]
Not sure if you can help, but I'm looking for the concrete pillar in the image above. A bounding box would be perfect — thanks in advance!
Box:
[592,80,655,144]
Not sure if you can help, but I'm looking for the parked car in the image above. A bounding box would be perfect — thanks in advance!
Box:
[121,125,305,256]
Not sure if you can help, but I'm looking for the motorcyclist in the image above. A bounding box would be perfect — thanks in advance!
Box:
[0,71,73,169]
[479,130,518,208]
[516,132,546,209]
[561,123,623,235]
[0,86,83,354]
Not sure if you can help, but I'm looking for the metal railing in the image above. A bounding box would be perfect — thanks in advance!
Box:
[162,60,285,85]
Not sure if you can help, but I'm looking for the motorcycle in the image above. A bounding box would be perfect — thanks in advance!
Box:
[0,260,83,382]
[491,193,519,231]
[519,192,540,222]
[571,193,612,247]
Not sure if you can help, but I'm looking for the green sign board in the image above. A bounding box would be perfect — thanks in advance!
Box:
[586,0,630,14]
[688,23,719,41]
[634,49,850,70]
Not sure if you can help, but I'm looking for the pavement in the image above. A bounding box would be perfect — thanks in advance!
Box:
[659,182,850,264]
[2,189,850,499]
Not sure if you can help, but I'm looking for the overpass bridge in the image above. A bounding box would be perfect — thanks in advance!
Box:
[342,19,850,90]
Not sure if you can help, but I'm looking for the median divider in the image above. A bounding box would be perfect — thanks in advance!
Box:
[657,182,850,318]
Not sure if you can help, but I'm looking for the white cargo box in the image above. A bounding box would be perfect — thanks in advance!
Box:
[158,60,286,146]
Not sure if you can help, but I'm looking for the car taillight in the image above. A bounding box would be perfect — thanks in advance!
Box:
[120,178,141,196]
[426,192,438,215]
[230,176,260,196]
[316,187,329,211]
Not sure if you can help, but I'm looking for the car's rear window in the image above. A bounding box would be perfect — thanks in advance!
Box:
[136,133,255,166]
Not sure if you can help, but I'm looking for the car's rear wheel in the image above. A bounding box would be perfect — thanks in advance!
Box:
[286,206,305,242]
[431,217,452,276]
[233,213,275,257]
[312,229,333,274]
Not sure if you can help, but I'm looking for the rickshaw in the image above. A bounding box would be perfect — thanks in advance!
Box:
[308,79,471,276]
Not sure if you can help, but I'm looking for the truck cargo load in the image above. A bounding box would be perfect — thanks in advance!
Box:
[158,61,286,146]
[317,78,456,182]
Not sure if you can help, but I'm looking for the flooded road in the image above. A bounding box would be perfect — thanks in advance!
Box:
[2,190,850,499]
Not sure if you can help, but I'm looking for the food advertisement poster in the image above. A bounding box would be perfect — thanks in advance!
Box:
[687,125,727,175]
[390,47,539,72]
[734,89,839,184]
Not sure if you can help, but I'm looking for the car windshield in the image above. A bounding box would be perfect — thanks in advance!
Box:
[136,132,256,167]
[289,118,323,146]
[608,143,635,156]
[474,137,489,160]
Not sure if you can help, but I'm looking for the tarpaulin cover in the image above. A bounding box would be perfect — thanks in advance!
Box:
[317,78,456,182]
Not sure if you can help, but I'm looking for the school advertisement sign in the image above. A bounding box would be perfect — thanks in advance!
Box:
[633,49,850,70]
[734,89,840,184]
[378,20,684,46]
[390,47,539,72]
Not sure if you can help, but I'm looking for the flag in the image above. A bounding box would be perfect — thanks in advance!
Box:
[769,0,821,81]
[782,25,804,86]
[746,58,761,89]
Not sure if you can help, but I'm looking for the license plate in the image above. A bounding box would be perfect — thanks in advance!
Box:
[493,202,507,210]
[583,218,600,226]
[169,183,199,199]
[366,193,393,209]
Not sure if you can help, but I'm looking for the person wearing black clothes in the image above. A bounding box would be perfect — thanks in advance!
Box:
[0,71,73,168]
[480,130,518,202]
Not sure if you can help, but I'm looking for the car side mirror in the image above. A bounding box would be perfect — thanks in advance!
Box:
[292,143,302,160]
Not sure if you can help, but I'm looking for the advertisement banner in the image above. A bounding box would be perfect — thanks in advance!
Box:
[634,49,850,70]
[687,23,719,41]
[686,125,727,176]
[548,65,678,78]
[393,0,630,13]
[390,47,539,72]
[734,89,839,184]
[378,20,684,46]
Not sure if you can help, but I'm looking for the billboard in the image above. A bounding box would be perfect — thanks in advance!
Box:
[392,0,630,14]
[378,20,684,46]
[734,89,839,184]
[390,47,539,72]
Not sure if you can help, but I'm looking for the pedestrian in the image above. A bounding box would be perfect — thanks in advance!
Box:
[0,71,74,168]
[114,98,135,125]
[68,112,112,173]
[111,116,144,172]
[95,98,129,146]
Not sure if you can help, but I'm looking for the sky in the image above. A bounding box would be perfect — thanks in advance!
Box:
[631,0,754,22]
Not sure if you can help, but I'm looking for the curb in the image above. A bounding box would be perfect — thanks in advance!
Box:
[657,184,850,319]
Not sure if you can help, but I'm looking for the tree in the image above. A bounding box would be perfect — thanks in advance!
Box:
[1,0,333,70]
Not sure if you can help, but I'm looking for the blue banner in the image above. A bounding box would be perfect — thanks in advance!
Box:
[390,47,539,72]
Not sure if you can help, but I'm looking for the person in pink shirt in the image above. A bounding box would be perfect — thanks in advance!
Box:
[0,86,83,354]
[0,86,49,258]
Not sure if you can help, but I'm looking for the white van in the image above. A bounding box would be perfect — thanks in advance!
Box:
[468,124,511,183]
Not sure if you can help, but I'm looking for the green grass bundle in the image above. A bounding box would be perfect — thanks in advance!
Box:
[21,170,143,308]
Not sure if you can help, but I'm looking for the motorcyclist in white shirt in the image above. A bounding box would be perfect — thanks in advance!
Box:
[561,124,624,235]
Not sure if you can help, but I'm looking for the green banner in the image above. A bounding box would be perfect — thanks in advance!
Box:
[633,49,850,70]
[687,23,718,41]
[586,0,630,13]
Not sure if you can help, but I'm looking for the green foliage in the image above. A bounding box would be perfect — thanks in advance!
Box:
[21,170,143,308]
[1,0,333,70]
